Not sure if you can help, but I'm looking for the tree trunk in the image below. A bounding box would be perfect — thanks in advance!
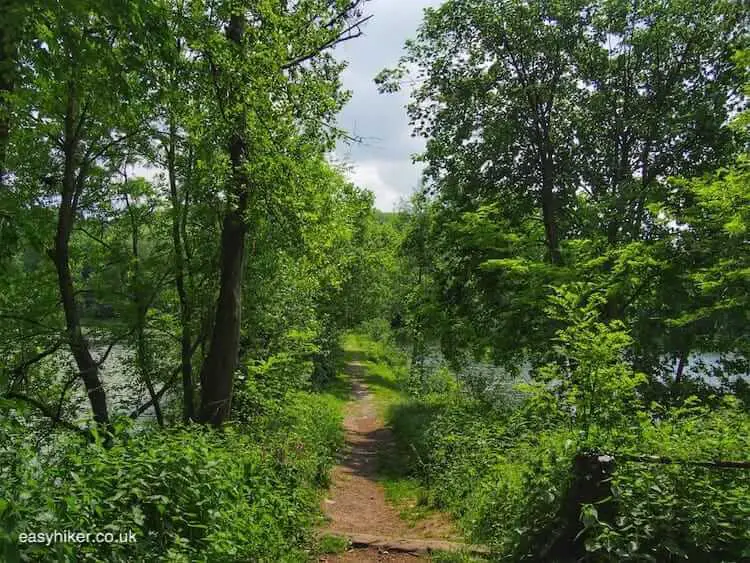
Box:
[0,0,21,188]
[125,193,164,426]
[136,307,163,426]
[52,83,108,425]
[53,240,109,425]
[198,207,246,425]
[197,13,248,426]
[167,119,194,422]
[542,454,616,560]
[51,90,109,424]
[675,350,688,385]
[540,143,561,265]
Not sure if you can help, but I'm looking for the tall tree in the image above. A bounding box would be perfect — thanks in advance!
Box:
[7,1,157,424]
[377,0,600,264]
[379,0,747,374]
[194,0,371,425]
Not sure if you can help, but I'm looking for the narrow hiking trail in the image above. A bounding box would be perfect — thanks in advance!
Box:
[318,356,473,562]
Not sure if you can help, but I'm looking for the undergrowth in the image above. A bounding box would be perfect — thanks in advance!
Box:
[0,387,346,563]
[349,325,750,562]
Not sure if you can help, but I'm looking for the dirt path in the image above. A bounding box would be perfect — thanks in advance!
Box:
[318,359,469,562]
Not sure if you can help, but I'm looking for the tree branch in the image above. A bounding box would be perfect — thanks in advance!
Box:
[83,129,146,167]
[75,224,111,249]
[204,50,229,125]
[4,391,84,433]
[0,314,59,334]
[95,326,137,367]
[8,340,64,392]
[616,453,750,470]
[128,332,206,419]
[55,373,79,423]
[322,0,364,30]
[282,14,373,70]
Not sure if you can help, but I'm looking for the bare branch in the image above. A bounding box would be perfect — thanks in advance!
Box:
[4,392,84,433]
[75,224,111,249]
[322,120,364,144]
[8,340,64,392]
[55,373,80,422]
[83,128,146,167]
[95,327,137,367]
[616,453,750,470]
[0,314,59,334]
[282,15,373,70]
[26,112,65,149]
[323,1,364,30]
[128,333,206,419]
[74,98,91,144]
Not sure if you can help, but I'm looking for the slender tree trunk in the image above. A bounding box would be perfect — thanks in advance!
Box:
[167,119,194,422]
[136,314,163,425]
[0,0,21,188]
[53,232,109,424]
[51,82,109,425]
[197,14,248,426]
[675,350,688,385]
[541,185,559,263]
[125,193,164,426]
[540,143,561,265]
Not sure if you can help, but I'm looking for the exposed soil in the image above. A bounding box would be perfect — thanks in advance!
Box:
[319,546,423,562]
[318,359,467,563]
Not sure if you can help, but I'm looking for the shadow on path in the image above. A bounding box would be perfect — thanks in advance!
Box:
[319,360,482,562]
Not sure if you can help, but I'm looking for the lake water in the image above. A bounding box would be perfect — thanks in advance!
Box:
[40,339,175,425]
[416,347,747,407]
[39,337,748,424]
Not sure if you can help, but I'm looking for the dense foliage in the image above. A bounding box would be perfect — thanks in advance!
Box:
[378,0,748,385]
[358,319,750,561]
[369,0,750,561]
[0,0,389,559]
[1,0,749,560]
[1,391,344,562]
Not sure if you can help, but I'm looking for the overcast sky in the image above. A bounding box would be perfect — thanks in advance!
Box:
[333,0,442,211]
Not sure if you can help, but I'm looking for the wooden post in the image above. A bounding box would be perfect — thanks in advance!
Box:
[541,453,616,560]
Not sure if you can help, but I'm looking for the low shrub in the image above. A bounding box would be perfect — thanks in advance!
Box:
[389,394,578,558]
[586,400,750,561]
[0,392,344,562]
[390,390,750,561]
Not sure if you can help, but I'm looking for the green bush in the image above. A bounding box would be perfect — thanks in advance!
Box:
[586,400,750,561]
[390,390,750,561]
[389,393,577,558]
[0,392,343,562]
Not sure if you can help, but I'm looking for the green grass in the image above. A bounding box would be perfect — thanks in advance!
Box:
[341,332,406,418]
[317,533,351,554]
[381,477,437,524]
[431,551,491,563]
[315,367,352,404]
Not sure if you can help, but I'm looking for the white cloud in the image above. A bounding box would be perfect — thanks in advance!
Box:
[337,154,424,211]
[332,0,440,210]
[346,161,400,211]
